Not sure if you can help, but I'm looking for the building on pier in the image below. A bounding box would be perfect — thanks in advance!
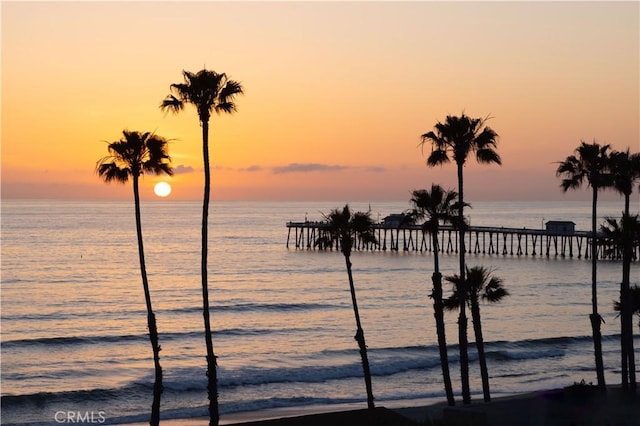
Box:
[545,220,576,234]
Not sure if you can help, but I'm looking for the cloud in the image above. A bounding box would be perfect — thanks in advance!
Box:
[271,163,348,174]
[363,166,386,173]
[174,164,195,174]
[242,165,263,172]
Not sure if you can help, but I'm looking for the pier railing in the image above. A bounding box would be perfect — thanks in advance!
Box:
[286,221,639,261]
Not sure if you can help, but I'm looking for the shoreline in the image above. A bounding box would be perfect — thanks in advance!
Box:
[119,385,640,425]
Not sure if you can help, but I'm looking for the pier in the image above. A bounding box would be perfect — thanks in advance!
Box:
[286,221,640,261]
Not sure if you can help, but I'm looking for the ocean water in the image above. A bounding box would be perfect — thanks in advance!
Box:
[1,199,638,425]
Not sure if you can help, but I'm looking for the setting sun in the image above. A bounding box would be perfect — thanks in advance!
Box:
[154,182,171,197]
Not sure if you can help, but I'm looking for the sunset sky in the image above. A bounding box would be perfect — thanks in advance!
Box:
[2,1,638,202]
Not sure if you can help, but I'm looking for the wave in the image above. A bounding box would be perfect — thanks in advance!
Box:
[1,326,326,349]
[1,334,148,348]
[3,301,342,323]
[1,384,145,407]
[1,333,623,424]
[170,301,342,314]
[175,337,593,389]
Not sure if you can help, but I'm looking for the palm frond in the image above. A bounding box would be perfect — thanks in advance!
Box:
[474,126,499,149]
[96,161,130,183]
[613,284,640,328]
[557,141,614,192]
[483,277,509,303]
[560,176,584,192]
[443,273,462,311]
[609,149,640,197]
[426,149,450,167]
[160,94,184,113]
[421,113,501,170]
[320,204,377,254]
[96,130,173,184]
[163,68,244,122]
[476,147,502,165]
[600,214,640,256]
[410,185,459,234]
[217,79,244,113]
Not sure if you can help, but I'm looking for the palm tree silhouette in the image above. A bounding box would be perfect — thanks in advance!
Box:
[420,113,501,404]
[96,130,173,426]
[609,149,640,215]
[556,140,612,389]
[161,69,243,426]
[318,205,376,410]
[615,285,640,331]
[601,213,640,391]
[444,266,509,403]
[608,148,640,392]
[409,184,460,406]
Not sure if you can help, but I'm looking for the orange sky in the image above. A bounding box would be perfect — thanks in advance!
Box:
[2,1,638,202]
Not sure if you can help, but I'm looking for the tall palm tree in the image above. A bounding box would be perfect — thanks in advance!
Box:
[608,148,640,392]
[409,184,460,406]
[318,205,377,410]
[443,266,509,403]
[96,130,173,426]
[602,213,640,391]
[161,69,243,426]
[420,113,502,403]
[556,140,612,389]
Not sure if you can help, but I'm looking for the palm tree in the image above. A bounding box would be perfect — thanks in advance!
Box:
[609,149,640,215]
[409,184,460,406]
[615,285,640,331]
[317,205,377,410]
[608,149,640,391]
[161,69,243,426]
[444,266,509,403]
[96,130,173,426]
[420,113,502,403]
[602,213,640,391]
[556,140,613,389]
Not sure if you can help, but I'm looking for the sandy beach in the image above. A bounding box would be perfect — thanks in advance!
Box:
[121,385,640,426]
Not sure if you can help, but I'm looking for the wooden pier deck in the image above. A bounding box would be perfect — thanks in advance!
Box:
[286,221,640,261]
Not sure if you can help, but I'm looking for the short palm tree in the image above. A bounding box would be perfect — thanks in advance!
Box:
[161,69,243,426]
[96,130,173,426]
[556,140,612,388]
[608,148,640,391]
[609,149,640,215]
[317,205,376,410]
[615,285,640,331]
[420,113,502,403]
[602,213,640,391]
[444,266,509,403]
[409,184,460,406]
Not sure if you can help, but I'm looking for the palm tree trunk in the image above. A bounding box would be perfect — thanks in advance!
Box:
[201,120,220,426]
[432,233,455,406]
[432,269,455,406]
[471,302,491,402]
[457,164,471,404]
[621,251,635,391]
[621,281,629,391]
[621,231,630,392]
[622,203,636,392]
[344,255,375,410]
[590,187,606,389]
[133,176,163,426]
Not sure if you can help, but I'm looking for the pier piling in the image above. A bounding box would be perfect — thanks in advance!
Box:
[286,222,639,261]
